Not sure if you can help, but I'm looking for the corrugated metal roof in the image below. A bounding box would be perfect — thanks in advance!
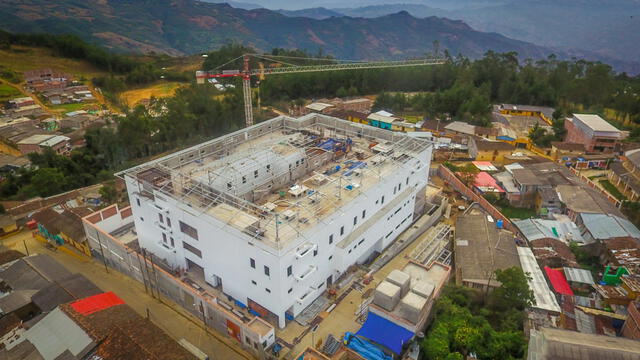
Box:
[563,267,595,285]
[517,247,561,313]
[581,213,640,240]
[514,219,585,244]
[17,307,94,359]
[444,121,475,135]
[573,114,621,134]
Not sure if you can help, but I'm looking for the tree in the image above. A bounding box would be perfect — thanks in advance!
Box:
[31,168,66,197]
[489,267,534,312]
[99,184,118,204]
[457,163,479,186]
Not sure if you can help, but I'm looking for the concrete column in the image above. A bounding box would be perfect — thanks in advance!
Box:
[278,312,286,328]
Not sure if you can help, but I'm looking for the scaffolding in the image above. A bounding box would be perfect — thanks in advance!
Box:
[118,114,433,254]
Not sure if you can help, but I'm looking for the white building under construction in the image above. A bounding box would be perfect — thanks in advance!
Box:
[119,113,432,327]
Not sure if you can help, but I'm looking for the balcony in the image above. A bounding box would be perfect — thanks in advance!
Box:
[295,265,317,281]
[295,243,316,259]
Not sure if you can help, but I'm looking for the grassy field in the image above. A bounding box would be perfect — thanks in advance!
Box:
[49,102,99,113]
[0,46,109,80]
[120,81,184,107]
[599,179,627,201]
[498,205,537,219]
[0,83,21,102]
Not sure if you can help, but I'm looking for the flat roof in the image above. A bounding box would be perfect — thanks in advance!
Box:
[119,114,431,251]
[455,209,520,284]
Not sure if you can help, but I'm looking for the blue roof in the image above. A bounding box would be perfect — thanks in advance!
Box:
[356,312,414,354]
[497,136,515,141]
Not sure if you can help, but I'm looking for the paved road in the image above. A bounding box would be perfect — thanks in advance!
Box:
[2,230,251,360]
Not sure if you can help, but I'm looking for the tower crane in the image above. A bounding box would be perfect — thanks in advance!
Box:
[196,54,446,128]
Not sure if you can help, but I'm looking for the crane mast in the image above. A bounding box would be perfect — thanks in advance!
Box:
[196,54,446,128]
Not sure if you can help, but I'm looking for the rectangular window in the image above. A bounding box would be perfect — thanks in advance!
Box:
[183,242,202,258]
[313,249,318,257]
[166,217,171,227]
[265,288,271,293]
[264,265,270,276]
[227,182,232,190]
[170,237,174,247]
[252,280,257,285]
[381,196,385,204]
[158,213,164,223]
[375,200,379,205]
[362,210,366,219]
[136,198,141,206]
[406,177,409,185]
[398,183,402,191]
[250,258,256,268]
[340,226,344,236]
[329,234,333,244]
[288,288,293,294]
[242,176,247,184]
[329,255,333,260]
[393,186,397,195]
[254,170,259,178]
[266,164,271,171]
[162,233,167,243]
[179,221,199,240]
[353,216,357,225]
[140,217,144,222]
[287,265,292,277]
[358,239,365,245]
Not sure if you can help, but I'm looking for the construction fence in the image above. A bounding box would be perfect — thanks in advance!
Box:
[82,205,276,360]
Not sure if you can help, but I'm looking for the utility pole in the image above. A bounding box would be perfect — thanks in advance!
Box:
[96,233,109,274]
[136,251,149,294]
[141,249,155,299]
[22,237,29,256]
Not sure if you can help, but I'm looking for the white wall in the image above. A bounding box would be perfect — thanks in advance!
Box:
[125,138,432,328]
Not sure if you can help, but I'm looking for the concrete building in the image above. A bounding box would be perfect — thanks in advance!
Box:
[622,301,640,340]
[118,114,432,328]
[16,134,70,155]
[497,104,554,124]
[528,327,640,360]
[564,114,622,152]
[454,208,521,290]
[468,137,515,162]
[550,142,585,162]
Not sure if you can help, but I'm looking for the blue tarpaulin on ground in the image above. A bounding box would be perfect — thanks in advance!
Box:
[356,312,414,355]
[344,332,392,360]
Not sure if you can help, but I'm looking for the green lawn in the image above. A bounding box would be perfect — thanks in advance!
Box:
[599,179,627,201]
[50,102,89,113]
[498,205,537,219]
[0,83,21,102]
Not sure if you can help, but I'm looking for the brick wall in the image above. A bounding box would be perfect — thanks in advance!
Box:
[437,165,513,231]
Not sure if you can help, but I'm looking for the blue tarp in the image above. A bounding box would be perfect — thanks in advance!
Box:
[344,332,392,360]
[496,136,515,141]
[356,312,414,355]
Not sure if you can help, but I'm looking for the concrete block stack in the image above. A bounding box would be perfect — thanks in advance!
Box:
[373,281,401,311]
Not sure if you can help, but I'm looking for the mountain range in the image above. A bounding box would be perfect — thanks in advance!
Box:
[1,0,639,73]
[271,0,640,71]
